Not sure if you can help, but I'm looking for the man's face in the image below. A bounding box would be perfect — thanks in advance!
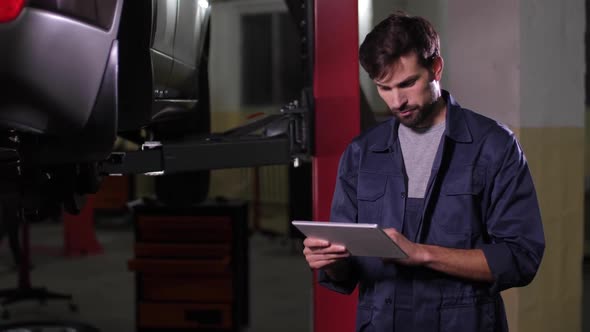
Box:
[374,52,445,129]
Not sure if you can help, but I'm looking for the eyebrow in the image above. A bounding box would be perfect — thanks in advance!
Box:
[376,74,421,89]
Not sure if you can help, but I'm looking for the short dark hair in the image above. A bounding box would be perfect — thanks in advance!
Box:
[359,11,440,80]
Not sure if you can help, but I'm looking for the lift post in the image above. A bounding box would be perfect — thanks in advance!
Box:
[312,0,360,331]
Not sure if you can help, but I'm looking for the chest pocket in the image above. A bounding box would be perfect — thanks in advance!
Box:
[357,172,388,224]
[430,165,486,246]
[444,165,485,196]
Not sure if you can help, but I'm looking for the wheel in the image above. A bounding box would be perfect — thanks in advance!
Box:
[153,26,211,207]
[69,302,78,313]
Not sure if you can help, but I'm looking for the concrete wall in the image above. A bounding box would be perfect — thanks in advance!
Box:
[520,0,585,128]
[447,1,520,127]
[208,0,291,228]
[517,1,585,331]
[210,0,288,116]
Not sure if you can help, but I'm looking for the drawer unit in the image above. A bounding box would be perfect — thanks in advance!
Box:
[138,302,232,329]
[134,243,231,259]
[137,216,233,243]
[140,276,233,302]
[130,200,248,332]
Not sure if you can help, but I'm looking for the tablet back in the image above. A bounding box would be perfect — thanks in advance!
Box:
[292,221,407,259]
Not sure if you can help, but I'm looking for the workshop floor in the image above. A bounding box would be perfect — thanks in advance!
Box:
[0,212,312,332]
[2,214,590,332]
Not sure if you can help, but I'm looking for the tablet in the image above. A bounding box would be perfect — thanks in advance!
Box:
[292,220,408,259]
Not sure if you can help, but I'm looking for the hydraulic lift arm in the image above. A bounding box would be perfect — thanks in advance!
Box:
[99,89,313,175]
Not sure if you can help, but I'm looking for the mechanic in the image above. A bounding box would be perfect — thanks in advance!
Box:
[302,11,545,331]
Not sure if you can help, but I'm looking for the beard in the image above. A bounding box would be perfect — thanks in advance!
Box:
[393,82,443,129]
[393,100,439,129]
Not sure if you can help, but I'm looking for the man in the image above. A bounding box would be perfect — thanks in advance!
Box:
[302,12,545,332]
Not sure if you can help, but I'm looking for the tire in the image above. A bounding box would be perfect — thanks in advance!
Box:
[153,23,211,207]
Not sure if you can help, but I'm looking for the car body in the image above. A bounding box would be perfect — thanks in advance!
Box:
[0,0,211,165]
[0,0,212,212]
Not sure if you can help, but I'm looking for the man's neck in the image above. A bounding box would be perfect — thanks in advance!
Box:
[430,97,447,125]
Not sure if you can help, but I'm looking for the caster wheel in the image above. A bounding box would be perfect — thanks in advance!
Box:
[1,310,10,320]
[69,303,78,313]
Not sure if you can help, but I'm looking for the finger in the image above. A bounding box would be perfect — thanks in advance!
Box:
[306,255,349,269]
[382,228,399,236]
[307,253,350,263]
[382,229,404,242]
[303,237,330,248]
[304,245,348,256]
[330,245,347,253]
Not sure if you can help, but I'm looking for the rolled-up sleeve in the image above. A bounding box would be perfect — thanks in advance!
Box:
[480,134,545,293]
[318,143,361,294]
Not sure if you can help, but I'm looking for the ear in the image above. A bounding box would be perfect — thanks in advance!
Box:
[431,56,444,81]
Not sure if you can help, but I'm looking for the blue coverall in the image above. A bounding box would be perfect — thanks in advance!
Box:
[319,91,545,331]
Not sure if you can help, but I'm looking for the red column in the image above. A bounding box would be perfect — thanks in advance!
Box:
[312,0,359,331]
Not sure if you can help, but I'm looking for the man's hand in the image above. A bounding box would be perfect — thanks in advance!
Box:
[382,228,429,266]
[302,237,350,270]
[382,228,494,282]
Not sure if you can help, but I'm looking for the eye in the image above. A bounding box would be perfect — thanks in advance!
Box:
[377,85,391,91]
[399,79,417,88]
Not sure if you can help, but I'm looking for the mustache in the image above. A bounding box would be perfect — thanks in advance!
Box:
[392,105,419,113]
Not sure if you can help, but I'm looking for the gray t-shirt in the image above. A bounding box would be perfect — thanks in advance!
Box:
[398,121,446,198]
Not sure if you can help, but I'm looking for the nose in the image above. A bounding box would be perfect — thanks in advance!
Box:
[389,89,407,111]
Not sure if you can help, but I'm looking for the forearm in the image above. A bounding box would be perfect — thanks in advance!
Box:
[421,244,494,283]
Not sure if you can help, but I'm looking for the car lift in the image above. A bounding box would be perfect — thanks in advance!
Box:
[99,88,313,175]
[99,1,360,331]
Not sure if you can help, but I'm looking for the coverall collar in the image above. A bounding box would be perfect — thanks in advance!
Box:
[369,90,472,153]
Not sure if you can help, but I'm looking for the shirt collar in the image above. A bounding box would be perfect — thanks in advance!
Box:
[369,90,472,152]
